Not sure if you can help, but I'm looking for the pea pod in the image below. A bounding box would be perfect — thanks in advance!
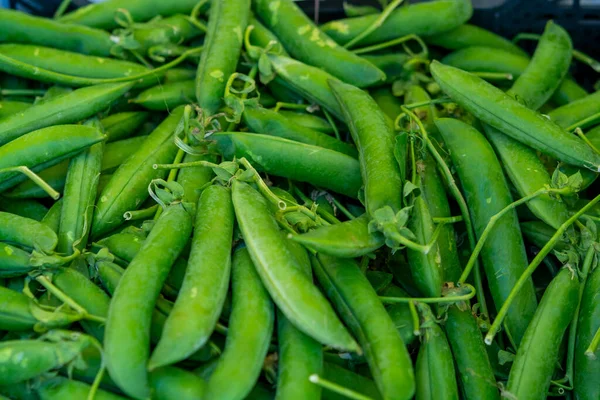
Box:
[232,179,359,352]
[175,153,216,205]
[253,0,385,88]
[130,14,203,53]
[556,117,600,190]
[150,366,207,400]
[0,101,31,119]
[0,198,48,221]
[41,200,63,233]
[100,111,150,142]
[132,80,196,111]
[0,244,33,278]
[36,377,126,400]
[313,253,415,400]
[277,111,333,134]
[363,53,411,84]
[104,203,193,399]
[204,247,274,400]
[322,362,382,400]
[0,211,57,253]
[548,90,600,130]
[436,118,537,345]
[249,16,288,56]
[506,268,579,400]
[196,0,250,116]
[380,285,417,346]
[520,221,570,252]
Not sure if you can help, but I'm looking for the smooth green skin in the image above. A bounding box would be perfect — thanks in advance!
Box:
[59,0,201,30]
[313,254,415,400]
[0,9,113,56]
[254,0,384,88]
[104,204,193,399]
[0,286,41,331]
[211,132,362,198]
[322,362,382,400]
[249,16,289,56]
[444,305,500,400]
[0,82,132,146]
[268,77,306,104]
[150,366,207,400]
[37,377,126,400]
[278,110,334,134]
[0,125,106,193]
[0,101,30,120]
[330,79,402,215]
[42,200,63,233]
[507,268,580,400]
[520,221,570,252]
[131,14,203,53]
[91,107,184,238]
[164,68,196,83]
[133,80,196,110]
[0,211,57,253]
[431,61,600,170]
[267,54,345,120]
[175,153,216,205]
[574,266,600,400]
[101,112,150,142]
[0,244,33,278]
[371,87,403,120]
[552,77,588,105]
[204,247,274,400]
[380,285,416,346]
[232,180,359,352]
[0,198,48,222]
[321,0,472,47]
[150,186,234,369]
[293,214,384,258]
[195,0,249,116]
[548,90,600,129]
[243,106,357,157]
[436,118,537,345]
[363,53,410,84]
[425,23,527,56]
[415,322,459,400]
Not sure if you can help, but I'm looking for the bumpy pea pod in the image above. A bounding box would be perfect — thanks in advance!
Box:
[104,202,193,399]
[0,211,57,253]
[196,0,250,116]
[150,186,234,369]
[149,366,207,400]
[430,61,600,170]
[312,254,415,400]
[253,0,385,87]
[91,107,184,238]
[100,112,150,142]
[204,247,274,400]
[436,118,537,345]
[506,268,579,400]
[321,0,472,47]
[444,303,500,400]
[232,179,359,352]
[0,244,35,278]
[132,80,195,111]
[36,377,126,400]
[0,82,132,146]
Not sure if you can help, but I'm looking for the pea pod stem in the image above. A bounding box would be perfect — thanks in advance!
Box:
[272,102,307,112]
[322,108,341,141]
[403,97,451,111]
[379,283,476,304]
[308,374,374,400]
[291,186,340,224]
[352,33,428,57]
[123,205,159,221]
[386,215,445,254]
[486,193,600,344]
[585,327,600,358]
[472,71,513,81]
[0,166,60,199]
[53,0,71,18]
[409,301,421,336]
[433,216,463,224]
[574,127,600,155]
[1,89,46,96]
[566,112,600,132]
[343,0,405,49]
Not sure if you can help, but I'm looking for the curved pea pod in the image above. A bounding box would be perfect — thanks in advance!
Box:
[506,268,579,400]
[558,124,600,190]
[0,125,106,192]
[547,90,600,130]
[322,362,382,400]
[211,132,362,198]
[150,186,234,369]
[254,0,385,88]
[370,87,402,120]
[313,254,415,400]
[175,153,216,205]
[552,78,588,105]
[0,244,33,278]
[0,9,113,56]
[204,247,274,400]
[0,198,48,221]
[436,118,537,345]
[380,285,417,346]
[574,265,600,400]
[130,14,203,53]
[0,101,31,119]
[0,211,57,253]
[104,203,193,399]
[277,110,333,134]
[415,314,459,400]
[520,221,570,252]
[150,366,206,400]
[243,106,357,157]
[0,82,133,146]
[444,304,500,400]
[95,231,146,265]
[100,111,150,142]
[36,377,126,400]
[91,107,184,238]
[196,0,250,116]
[232,180,359,353]
[321,0,472,47]
[431,61,600,170]
[132,80,196,111]
[363,53,411,84]
[41,200,63,233]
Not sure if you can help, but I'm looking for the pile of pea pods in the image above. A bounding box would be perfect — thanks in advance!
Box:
[0,0,598,399]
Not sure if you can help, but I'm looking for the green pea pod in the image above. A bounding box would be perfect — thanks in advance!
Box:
[574,265,600,400]
[321,0,472,47]
[0,198,48,222]
[232,180,359,352]
[444,304,500,400]
[104,203,193,399]
[313,254,415,400]
[415,315,459,400]
[425,23,527,56]
[506,268,579,400]
[363,53,411,84]
[0,9,114,56]
[0,244,33,278]
[0,82,132,146]
[253,0,385,88]
[175,153,216,205]
[41,200,63,233]
[211,132,362,198]
[552,77,588,105]
[150,186,234,369]
[0,125,106,192]
[557,118,600,190]
[431,61,600,170]
[436,118,537,345]
[329,79,402,215]
[520,221,570,252]
[204,247,274,400]
[243,106,357,157]
[196,0,250,116]
[268,77,306,104]
[149,366,207,400]
[132,80,196,111]
[131,14,203,53]
[249,16,288,56]
[0,211,57,253]
[0,101,31,119]
[322,362,382,400]
[380,285,417,346]
[37,377,126,400]
[370,87,403,120]
[100,111,150,142]
[277,111,333,134]
[92,107,184,238]
[95,231,146,265]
